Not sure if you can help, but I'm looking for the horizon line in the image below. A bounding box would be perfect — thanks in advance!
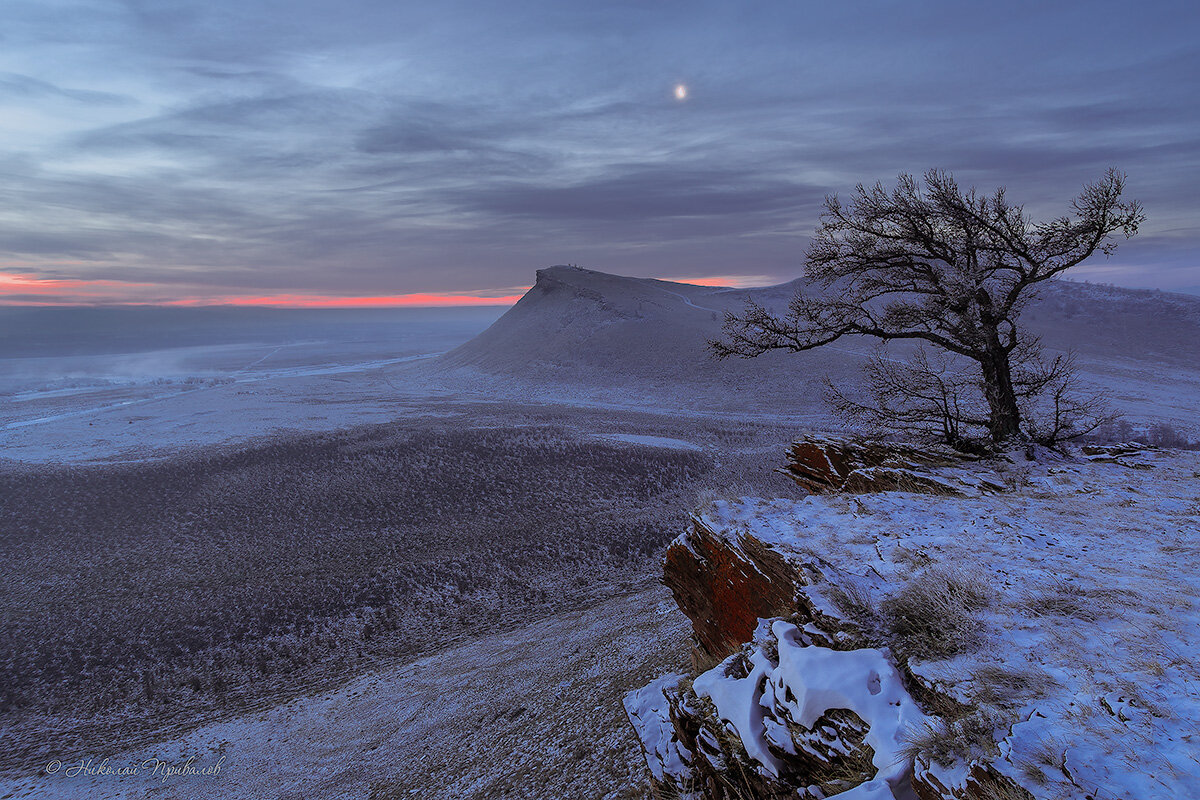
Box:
[1,271,1193,308]
[0,271,777,307]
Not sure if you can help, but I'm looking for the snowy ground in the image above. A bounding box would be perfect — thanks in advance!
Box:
[0,584,690,800]
[0,323,822,465]
[690,447,1200,798]
[0,314,493,463]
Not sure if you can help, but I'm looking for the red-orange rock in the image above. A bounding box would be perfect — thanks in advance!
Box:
[662,516,805,660]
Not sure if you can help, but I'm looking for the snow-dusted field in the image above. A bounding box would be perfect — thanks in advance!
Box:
[0,584,691,800]
[0,307,502,463]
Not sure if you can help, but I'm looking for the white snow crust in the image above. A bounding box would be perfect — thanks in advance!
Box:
[694,622,928,799]
[622,674,694,785]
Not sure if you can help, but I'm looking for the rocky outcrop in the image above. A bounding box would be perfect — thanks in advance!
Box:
[1080,442,1155,468]
[782,436,1001,496]
[662,516,815,662]
[661,435,1005,665]
[628,438,1035,800]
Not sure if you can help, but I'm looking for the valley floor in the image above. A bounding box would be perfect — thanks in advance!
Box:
[1,320,819,799]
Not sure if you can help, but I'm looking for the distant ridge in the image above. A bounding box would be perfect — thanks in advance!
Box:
[439,266,803,377]
[431,265,1200,424]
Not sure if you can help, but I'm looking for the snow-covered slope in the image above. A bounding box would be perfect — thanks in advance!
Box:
[435,266,830,410]
[431,266,1200,429]
[630,440,1200,799]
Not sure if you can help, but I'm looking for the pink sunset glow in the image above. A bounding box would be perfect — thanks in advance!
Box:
[0,272,526,307]
[164,292,527,308]
[0,272,160,302]
[665,274,776,288]
[1,269,782,307]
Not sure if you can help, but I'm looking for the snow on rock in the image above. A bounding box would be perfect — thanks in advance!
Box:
[629,440,1200,799]
[780,436,1002,497]
[694,621,929,799]
[622,674,695,789]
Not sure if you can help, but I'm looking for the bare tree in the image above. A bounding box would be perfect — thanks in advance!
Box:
[1014,350,1115,446]
[711,169,1143,447]
[827,343,1115,450]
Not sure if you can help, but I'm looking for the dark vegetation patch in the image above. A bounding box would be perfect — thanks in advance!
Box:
[0,419,715,772]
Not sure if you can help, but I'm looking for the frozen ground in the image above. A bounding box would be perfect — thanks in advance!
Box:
[0,584,690,800]
[686,447,1200,798]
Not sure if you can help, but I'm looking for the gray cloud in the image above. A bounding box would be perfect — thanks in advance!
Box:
[445,164,820,225]
[0,73,132,105]
[0,0,1197,299]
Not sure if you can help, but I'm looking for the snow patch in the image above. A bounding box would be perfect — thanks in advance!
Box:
[593,433,701,450]
[623,674,694,786]
[694,621,928,799]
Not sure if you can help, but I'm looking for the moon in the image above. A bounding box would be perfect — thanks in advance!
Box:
[674,83,688,101]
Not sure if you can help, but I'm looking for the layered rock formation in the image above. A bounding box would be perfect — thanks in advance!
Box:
[781,436,1003,497]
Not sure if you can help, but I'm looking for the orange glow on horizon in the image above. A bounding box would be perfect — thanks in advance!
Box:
[164,292,526,308]
[663,274,778,288]
[0,272,527,308]
[0,272,159,293]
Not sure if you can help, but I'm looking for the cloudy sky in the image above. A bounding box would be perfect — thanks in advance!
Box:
[2,0,1198,305]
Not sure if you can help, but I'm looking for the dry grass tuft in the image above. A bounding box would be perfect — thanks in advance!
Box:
[881,567,993,661]
[973,773,1039,800]
[1019,578,1101,622]
[827,579,881,632]
[970,665,1057,709]
[899,708,1003,769]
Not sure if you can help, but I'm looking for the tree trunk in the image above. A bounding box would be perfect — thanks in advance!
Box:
[979,348,1022,444]
[974,291,1023,445]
